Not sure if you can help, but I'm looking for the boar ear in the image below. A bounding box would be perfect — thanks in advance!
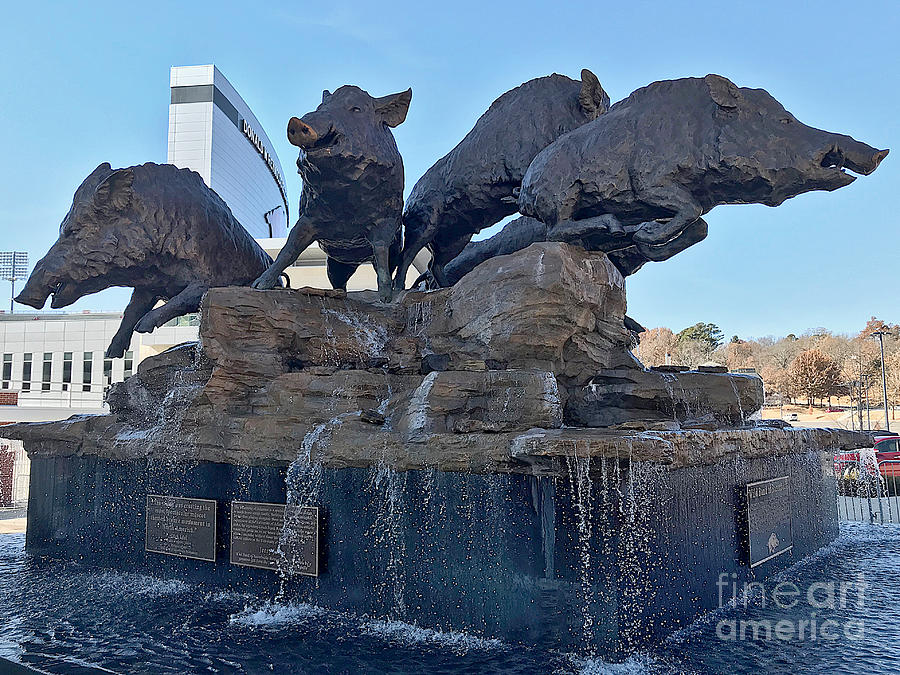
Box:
[705,74,741,110]
[374,88,412,128]
[91,162,113,177]
[579,69,610,120]
[93,168,134,210]
[75,163,114,201]
[322,89,331,104]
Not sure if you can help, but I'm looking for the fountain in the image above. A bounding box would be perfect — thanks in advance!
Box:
[6,240,875,658]
[4,71,887,661]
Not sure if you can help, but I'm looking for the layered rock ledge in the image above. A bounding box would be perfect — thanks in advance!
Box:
[2,242,873,474]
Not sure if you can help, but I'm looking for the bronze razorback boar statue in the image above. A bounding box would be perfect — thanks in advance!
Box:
[517,74,889,275]
[16,162,276,357]
[251,85,412,302]
[394,70,609,288]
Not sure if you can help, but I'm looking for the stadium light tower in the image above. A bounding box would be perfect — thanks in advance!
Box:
[0,251,29,314]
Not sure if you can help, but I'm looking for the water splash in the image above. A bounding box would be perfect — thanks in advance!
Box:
[570,652,657,674]
[229,601,329,627]
[362,618,504,653]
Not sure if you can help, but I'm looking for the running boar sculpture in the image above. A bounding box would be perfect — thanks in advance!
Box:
[517,74,889,274]
[251,85,412,302]
[16,162,276,358]
[393,70,609,288]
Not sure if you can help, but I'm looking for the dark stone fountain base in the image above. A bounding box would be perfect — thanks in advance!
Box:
[26,446,838,657]
[7,245,871,657]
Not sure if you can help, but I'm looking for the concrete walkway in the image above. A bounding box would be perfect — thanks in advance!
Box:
[0,518,26,534]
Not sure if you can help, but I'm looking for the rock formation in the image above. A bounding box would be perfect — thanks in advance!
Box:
[4,242,873,475]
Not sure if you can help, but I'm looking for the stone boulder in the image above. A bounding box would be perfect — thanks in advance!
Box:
[566,368,764,427]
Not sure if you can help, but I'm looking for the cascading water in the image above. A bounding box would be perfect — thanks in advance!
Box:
[366,463,409,617]
[278,304,396,586]
[616,452,665,650]
[728,375,746,425]
[323,307,389,363]
[660,372,680,422]
[565,441,595,654]
[286,417,339,506]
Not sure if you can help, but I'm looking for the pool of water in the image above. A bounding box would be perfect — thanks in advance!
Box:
[0,522,897,674]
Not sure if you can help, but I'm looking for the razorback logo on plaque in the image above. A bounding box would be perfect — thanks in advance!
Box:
[745,476,793,568]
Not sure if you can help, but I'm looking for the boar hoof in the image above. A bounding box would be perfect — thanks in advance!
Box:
[105,340,128,359]
[251,272,279,290]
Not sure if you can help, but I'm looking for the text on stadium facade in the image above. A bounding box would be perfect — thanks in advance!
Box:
[242,119,287,199]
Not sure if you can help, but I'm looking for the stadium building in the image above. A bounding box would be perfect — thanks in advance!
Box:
[167,64,289,239]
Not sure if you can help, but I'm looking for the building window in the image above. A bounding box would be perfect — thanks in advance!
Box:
[22,354,31,392]
[62,352,72,391]
[42,353,52,391]
[124,351,134,378]
[82,352,92,392]
[1,354,10,389]
[104,358,112,386]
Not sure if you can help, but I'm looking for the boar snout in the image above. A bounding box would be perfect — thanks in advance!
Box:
[288,117,319,148]
[844,147,889,176]
[821,138,889,176]
[14,284,50,310]
[15,262,57,309]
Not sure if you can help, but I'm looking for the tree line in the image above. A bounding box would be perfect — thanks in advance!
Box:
[637,317,899,413]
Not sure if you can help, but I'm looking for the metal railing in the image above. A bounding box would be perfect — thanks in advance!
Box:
[837,460,900,524]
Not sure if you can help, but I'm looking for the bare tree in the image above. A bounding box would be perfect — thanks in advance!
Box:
[790,349,842,408]
[637,327,678,367]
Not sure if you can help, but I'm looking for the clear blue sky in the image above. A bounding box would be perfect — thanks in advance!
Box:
[0,0,896,339]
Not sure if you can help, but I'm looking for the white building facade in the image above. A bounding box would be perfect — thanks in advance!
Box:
[167,65,288,239]
[0,312,197,423]
[0,313,197,504]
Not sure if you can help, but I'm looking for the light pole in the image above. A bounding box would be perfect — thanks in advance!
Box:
[862,373,872,430]
[871,329,891,432]
[0,251,29,314]
[853,355,864,430]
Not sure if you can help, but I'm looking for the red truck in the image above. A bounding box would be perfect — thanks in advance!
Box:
[835,433,900,494]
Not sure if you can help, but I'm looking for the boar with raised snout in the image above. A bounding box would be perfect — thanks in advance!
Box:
[16,162,276,358]
[518,74,889,274]
[394,70,609,289]
[251,85,412,302]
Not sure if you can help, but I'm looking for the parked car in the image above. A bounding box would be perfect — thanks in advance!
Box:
[873,434,900,475]
[787,413,799,422]
[834,433,900,495]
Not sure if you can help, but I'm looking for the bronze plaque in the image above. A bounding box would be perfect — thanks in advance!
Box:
[145,494,217,562]
[230,501,319,577]
[746,476,793,568]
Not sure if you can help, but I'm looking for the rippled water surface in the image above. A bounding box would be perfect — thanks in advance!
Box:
[0,522,897,674]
